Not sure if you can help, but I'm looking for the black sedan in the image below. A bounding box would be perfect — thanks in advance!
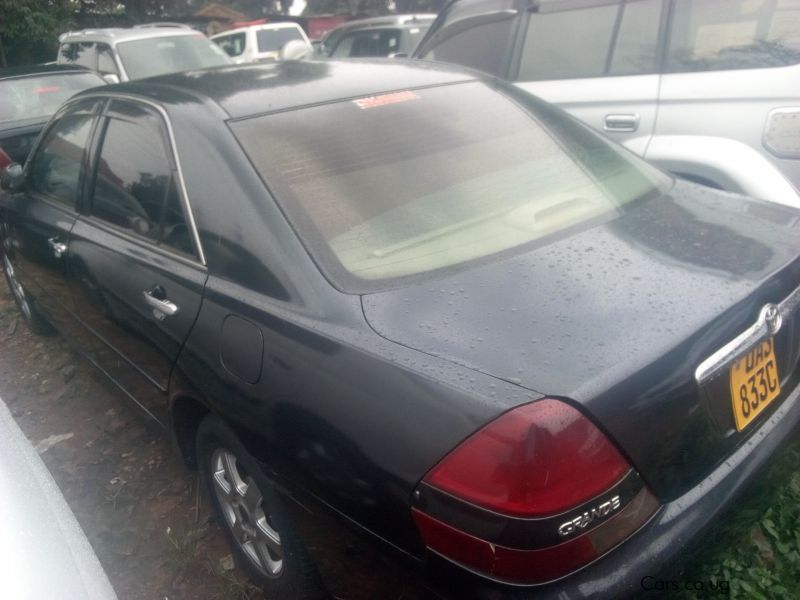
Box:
[0,64,105,167]
[2,60,800,599]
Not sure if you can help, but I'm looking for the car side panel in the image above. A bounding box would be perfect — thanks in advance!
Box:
[516,74,660,155]
[656,65,800,188]
[68,218,206,425]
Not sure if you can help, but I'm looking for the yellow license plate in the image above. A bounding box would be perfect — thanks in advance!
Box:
[729,338,781,432]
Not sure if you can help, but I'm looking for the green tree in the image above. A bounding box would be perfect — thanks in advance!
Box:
[0,0,71,66]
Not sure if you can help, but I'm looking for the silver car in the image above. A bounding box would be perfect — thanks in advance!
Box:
[57,24,231,83]
[414,0,800,207]
[0,398,116,599]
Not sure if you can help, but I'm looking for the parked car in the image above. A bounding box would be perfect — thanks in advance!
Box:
[0,65,105,164]
[4,59,800,599]
[322,15,434,58]
[57,25,231,82]
[320,14,436,57]
[211,22,313,63]
[414,0,800,207]
[0,397,117,599]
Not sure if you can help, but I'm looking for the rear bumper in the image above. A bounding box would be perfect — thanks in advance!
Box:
[289,375,800,599]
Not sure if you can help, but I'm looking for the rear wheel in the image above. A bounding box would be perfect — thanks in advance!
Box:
[196,414,326,599]
[2,254,54,335]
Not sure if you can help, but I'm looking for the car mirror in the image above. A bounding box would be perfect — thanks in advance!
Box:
[101,73,120,85]
[1,163,25,192]
[279,40,313,61]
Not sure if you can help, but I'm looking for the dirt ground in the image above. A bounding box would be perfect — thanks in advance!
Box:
[0,284,263,599]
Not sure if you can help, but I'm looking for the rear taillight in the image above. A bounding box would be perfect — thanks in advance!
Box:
[425,398,629,517]
[413,398,659,584]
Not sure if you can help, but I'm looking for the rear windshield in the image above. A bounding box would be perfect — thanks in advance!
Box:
[231,81,670,291]
[0,72,103,124]
[117,34,230,79]
[257,28,304,53]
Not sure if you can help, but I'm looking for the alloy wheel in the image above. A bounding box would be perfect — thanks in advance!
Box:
[211,448,284,577]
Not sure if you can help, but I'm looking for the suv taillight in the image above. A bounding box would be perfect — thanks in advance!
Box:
[412,398,659,584]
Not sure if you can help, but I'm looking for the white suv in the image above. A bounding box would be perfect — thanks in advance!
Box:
[57,24,231,82]
[211,22,312,63]
[415,0,800,207]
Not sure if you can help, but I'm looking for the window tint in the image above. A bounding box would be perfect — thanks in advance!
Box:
[419,0,517,76]
[28,102,97,207]
[97,46,118,75]
[667,0,800,72]
[256,28,303,53]
[231,82,669,290]
[519,0,660,81]
[90,102,193,256]
[609,1,663,76]
[331,30,402,58]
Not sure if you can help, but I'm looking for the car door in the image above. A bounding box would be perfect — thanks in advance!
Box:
[3,98,102,335]
[511,0,665,156]
[67,99,207,425]
[656,0,800,184]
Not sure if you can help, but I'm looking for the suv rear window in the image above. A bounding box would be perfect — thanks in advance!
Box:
[0,73,103,123]
[231,82,669,291]
[667,0,800,72]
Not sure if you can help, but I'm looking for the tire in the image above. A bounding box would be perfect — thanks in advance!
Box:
[196,414,327,599]
[2,254,54,336]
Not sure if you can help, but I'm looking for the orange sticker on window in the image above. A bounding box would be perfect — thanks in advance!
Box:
[353,90,420,110]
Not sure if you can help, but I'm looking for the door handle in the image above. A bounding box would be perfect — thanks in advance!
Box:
[143,287,179,319]
[604,113,640,132]
[47,237,68,258]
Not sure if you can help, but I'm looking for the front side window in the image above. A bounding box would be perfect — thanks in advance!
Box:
[116,34,230,80]
[518,0,661,81]
[667,0,800,72]
[231,82,669,290]
[28,100,98,208]
[256,28,304,53]
[331,29,402,58]
[89,101,193,256]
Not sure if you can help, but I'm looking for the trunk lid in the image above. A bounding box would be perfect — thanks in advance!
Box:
[362,183,800,500]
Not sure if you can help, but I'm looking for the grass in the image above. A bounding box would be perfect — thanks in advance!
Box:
[675,439,800,599]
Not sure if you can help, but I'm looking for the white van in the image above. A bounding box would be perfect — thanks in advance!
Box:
[211,22,312,63]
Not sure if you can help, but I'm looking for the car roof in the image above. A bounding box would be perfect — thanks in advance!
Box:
[0,63,100,81]
[87,60,477,120]
[211,22,303,38]
[59,26,203,45]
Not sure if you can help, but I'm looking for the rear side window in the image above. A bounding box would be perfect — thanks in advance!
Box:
[28,100,98,208]
[214,32,246,57]
[89,101,194,256]
[331,30,402,58]
[59,42,97,69]
[256,28,303,53]
[667,0,800,72]
[518,0,661,81]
